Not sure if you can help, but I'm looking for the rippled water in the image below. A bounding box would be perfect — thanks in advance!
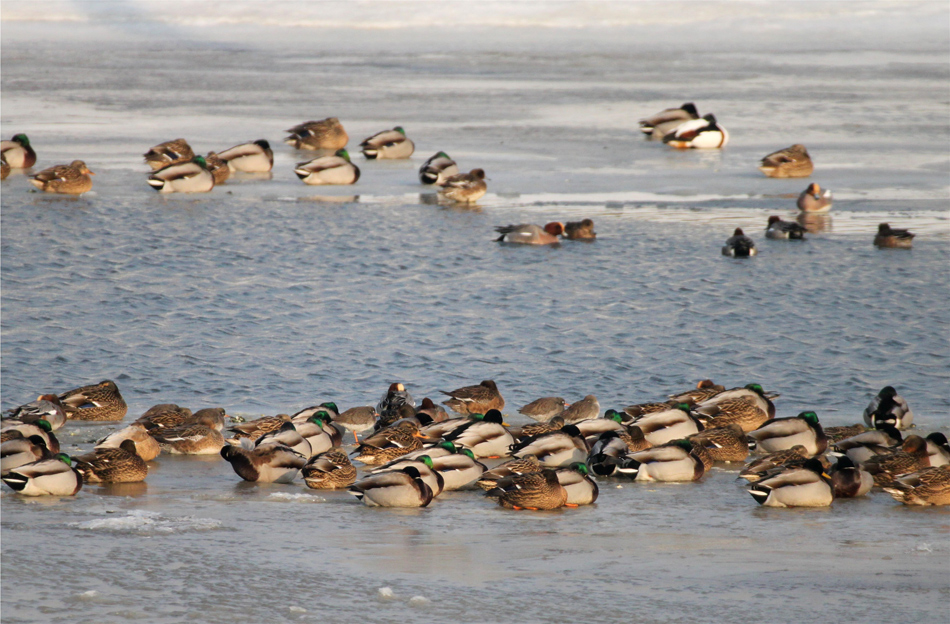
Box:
[2,5,949,624]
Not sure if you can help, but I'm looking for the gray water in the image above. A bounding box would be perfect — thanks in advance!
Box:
[2,4,949,623]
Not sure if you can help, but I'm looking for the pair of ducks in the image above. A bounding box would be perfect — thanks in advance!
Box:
[494,219,596,245]
[2,132,96,194]
[638,103,729,148]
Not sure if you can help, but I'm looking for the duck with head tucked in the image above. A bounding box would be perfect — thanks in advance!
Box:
[1,453,83,496]
[302,449,357,490]
[438,168,487,203]
[419,151,459,184]
[29,160,95,195]
[1,134,38,169]
[74,440,148,483]
[758,144,813,178]
[765,215,806,240]
[58,380,127,422]
[216,139,273,173]
[4,394,68,431]
[485,468,568,510]
[285,118,348,151]
[147,156,215,193]
[220,439,307,483]
[203,152,231,185]
[662,114,728,149]
[294,149,360,185]
[873,223,914,249]
[639,102,700,138]
[863,385,913,430]
[746,458,833,507]
[882,465,950,506]
[349,466,433,507]
[143,138,194,171]
[722,228,756,257]
[360,126,414,159]
[747,411,828,457]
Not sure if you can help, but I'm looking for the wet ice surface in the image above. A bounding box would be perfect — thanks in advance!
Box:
[2,4,949,623]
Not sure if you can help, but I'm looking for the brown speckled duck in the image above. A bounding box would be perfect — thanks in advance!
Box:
[285,118,348,151]
[302,449,357,489]
[689,423,749,462]
[476,455,542,491]
[864,435,931,486]
[143,138,194,170]
[438,168,487,203]
[29,160,94,194]
[758,144,813,178]
[95,422,161,462]
[74,439,148,483]
[351,421,428,466]
[220,439,307,483]
[58,380,127,422]
[882,465,950,506]
[485,468,568,510]
[441,380,505,415]
[204,152,231,185]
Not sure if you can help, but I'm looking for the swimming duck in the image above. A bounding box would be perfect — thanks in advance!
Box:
[829,456,873,498]
[220,439,307,483]
[721,228,756,257]
[143,138,194,170]
[873,223,914,249]
[1,134,37,168]
[441,380,505,415]
[58,380,127,422]
[563,219,596,240]
[832,426,902,465]
[882,465,950,506]
[663,114,729,149]
[228,414,292,440]
[668,380,726,404]
[510,424,589,468]
[444,410,514,459]
[1,453,83,496]
[376,383,416,425]
[746,458,833,507]
[349,466,433,507]
[204,152,231,185]
[747,411,828,456]
[217,139,273,172]
[688,424,750,462]
[285,118,349,151]
[627,404,702,446]
[254,422,312,458]
[485,468,568,510]
[4,394,68,431]
[147,156,215,193]
[430,448,487,490]
[29,160,94,194]
[360,126,414,159]
[555,463,599,506]
[1,434,51,476]
[864,435,931,486]
[351,421,428,466]
[1,420,59,454]
[419,151,459,184]
[758,144,813,178]
[738,445,811,482]
[153,423,226,455]
[559,395,600,424]
[74,439,148,483]
[302,449,357,490]
[95,422,161,461]
[863,386,913,429]
[639,102,700,137]
[371,455,445,496]
[616,439,705,482]
[332,406,378,445]
[476,454,543,491]
[765,215,806,240]
[494,222,565,245]
[438,168,487,203]
[822,423,867,444]
[294,149,360,185]
[797,183,833,213]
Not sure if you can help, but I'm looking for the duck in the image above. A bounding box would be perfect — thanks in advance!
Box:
[351,421,428,466]
[253,422,312,458]
[1,156,9,180]
[441,380,505,415]
[518,397,568,423]
[588,430,637,476]
[623,402,679,420]
[688,424,749,462]
[616,439,705,482]
[371,455,445,496]
[153,423,226,455]
[662,114,728,149]
[430,448,487,490]
[376,383,416,425]
[419,152,459,184]
[695,398,774,433]
[746,458,833,507]
[564,219,596,240]
[228,414,292,440]
[217,139,273,172]
[420,413,486,439]
[1,134,38,168]
[203,152,231,185]
[485,468,567,510]
[668,379,726,404]
[758,144,813,178]
[58,380,127,422]
[28,160,94,194]
[1,420,60,454]
[829,456,873,498]
[797,182,833,213]
[438,168,487,203]
[925,433,950,467]
[559,395,600,424]
[882,465,950,506]
[4,394,68,431]
[627,404,702,446]
[494,222,564,245]
[832,426,902,465]
[333,406,378,445]
[95,422,162,461]
[220,439,307,483]
[443,410,514,459]
[348,466,433,507]
[699,383,777,414]
[292,415,336,457]
[74,440,148,483]
[639,102,700,137]
[360,126,414,159]
[573,412,627,440]
[147,156,215,193]
[136,404,204,431]
[823,423,867,444]
[864,435,931,486]
[765,215,806,240]
[1,453,83,496]
[747,411,828,456]
[476,455,542,491]
[721,228,756,257]
[515,416,566,440]
[302,449,357,489]
[863,386,913,429]
[294,149,360,185]
[291,401,340,422]
[285,118,349,151]
[874,223,915,249]
[415,398,449,423]
[555,463,599,506]
[1,434,51,476]
[738,445,811,482]
[143,138,194,170]
[510,424,588,467]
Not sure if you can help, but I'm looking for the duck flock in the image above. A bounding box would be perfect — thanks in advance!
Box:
[1,378,947,509]
[0,101,917,249]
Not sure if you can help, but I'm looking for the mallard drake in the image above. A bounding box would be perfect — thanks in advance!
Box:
[285,118,348,151]
[663,114,728,149]
[628,404,702,446]
[588,430,636,476]
[494,222,564,245]
[351,421,428,466]
[444,410,514,458]
[823,423,867,444]
[864,435,931,486]
[228,414,292,440]
[400,440,462,462]
[925,433,950,467]
[688,424,749,462]
[765,215,806,240]
[143,138,194,170]
[430,448,487,490]
[475,454,542,491]
[29,160,94,194]
[349,466,433,507]
[564,219,596,240]
[696,392,775,433]
[863,386,913,429]
[95,422,161,461]
[832,426,902,465]
[882,465,950,506]
[722,228,756,257]
[291,415,335,457]
[371,455,445,496]
[147,156,215,193]
[623,402,679,419]
[217,139,273,172]
[254,422,312,458]
[616,439,705,482]
[221,439,306,483]
[830,456,873,498]
[4,394,68,431]
[748,411,828,456]
[360,126,414,159]
[294,149,360,185]
[1,434,51,476]
[559,395,600,424]
[420,413,486,439]
[441,380,505,415]
[668,380,726,404]
[758,144,813,178]
[415,398,449,423]
[204,152,231,185]
[302,449,357,489]
[639,102,700,137]
[376,383,416,424]
[74,440,148,483]
[510,424,588,468]
[419,152,459,184]
[58,380,127,422]
[518,397,568,423]
[1,453,82,496]
[486,468,567,510]
[438,168,487,203]
[747,458,833,507]
[1,134,37,168]
[153,423,226,455]
[332,406,378,444]
[738,445,811,482]
[797,183,833,213]
[873,223,914,249]
[1,419,60,454]
[555,463,599,506]
[573,413,627,440]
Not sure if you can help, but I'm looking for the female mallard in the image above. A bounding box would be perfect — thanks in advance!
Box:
[2,453,82,496]
[95,422,161,462]
[438,168,487,203]
[668,379,726,404]
[765,216,806,240]
[863,386,913,429]
[627,404,702,446]
[564,219,596,240]
[616,439,705,482]
[147,156,215,193]
[29,160,94,195]
[758,144,813,178]
[419,152,459,184]
[58,380,127,422]
[873,223,914,249]
[1,434,50,476]
[430,448,487,490]
[360,126,414,159]
[864,435,931,486]
[559,395,600,424]
[663,114,728,149]
[143,138,194,170]
[882,465,950,506]
[830,456,873,498]
[700,383,777,415]
[688,424,749,462]
[797,183,832,213]
[204,152,231,185]
[555,463,599,506]
[519,397,568,423]
[4,394,68,431]
[285,118,348,151]
[294,149,360,185]
[221,439,307,483]
[832,426,902,465]
[721,228,756,257]
[254,422,312,459]
[823,423,867,444]
[476,454,542,491]
[228,414,292,441]
[738,445,811,482]
[302,449,356,490]
[370,455,445,496]
[74,440,148,483]
[494,222,564,245]
[747,458,833,507]
[135,404,197,431]
[351,421,428,466]
[217,139,273,173]
[1,419,60,454]
[441,380,504,415]
[510,424,589,468]
[1,134,37,168]
[639,102,700,137]
[444,410,514,459]
[486,468,567,510]
[747,411,828,456]
[153,423,226,455]
[349,466,433,507]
